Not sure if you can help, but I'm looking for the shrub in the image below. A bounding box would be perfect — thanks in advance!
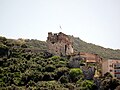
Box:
[77,80,95,90]
[50,56,60,61]
[69,68,83,82]
[100,78,120,90]
[56,61,67,68]
[45,64,55,72]
[104,72,113,78]
[36,81,65,90]
[28,80,36,86]
[0,43,8,57]
[43,72,55,81]
[13,77,21,85]
[55,67,69,80]
[59,75,69,83]
[65,83,75,90]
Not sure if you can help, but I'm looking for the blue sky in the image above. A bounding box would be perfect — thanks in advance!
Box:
[0,0,120,49]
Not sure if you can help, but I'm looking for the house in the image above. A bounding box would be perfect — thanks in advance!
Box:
[80,52,102,69]
[102,59,120,79]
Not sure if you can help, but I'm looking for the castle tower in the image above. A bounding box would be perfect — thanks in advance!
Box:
[46,32,74,56]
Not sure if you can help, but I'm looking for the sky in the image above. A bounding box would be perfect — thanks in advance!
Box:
[0,0,120,49]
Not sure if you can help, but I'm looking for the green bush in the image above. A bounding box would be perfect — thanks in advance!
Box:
[43,72,55,81]
[45,64,55,72]
[56,61,67,68]
[104,72,113,78]
[0,36,7,43]
[21,70,43,84]
[65,83,75,90]
[69,68,83,82]
[59,75,69,83]
[50,56,60,61]
[28,80,36,86]
[55,67,69,80]
[0,43,8,57]
[36,81,65,90]
[13,77,21,85]
[77,80,95,90]
[101,78,120,90]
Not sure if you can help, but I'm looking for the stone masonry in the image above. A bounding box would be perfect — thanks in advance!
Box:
[46,32,74,56]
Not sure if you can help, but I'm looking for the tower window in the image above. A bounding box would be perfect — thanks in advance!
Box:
[65,45,67,53]
[51,42,55,44]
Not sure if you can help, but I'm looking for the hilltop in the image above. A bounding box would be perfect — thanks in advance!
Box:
[25,35,120,59]
[1,34,120,59]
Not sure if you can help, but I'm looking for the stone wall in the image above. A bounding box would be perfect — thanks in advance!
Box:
[46,32,74,56]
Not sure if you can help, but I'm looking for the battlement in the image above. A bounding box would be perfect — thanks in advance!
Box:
[47,32,72,44]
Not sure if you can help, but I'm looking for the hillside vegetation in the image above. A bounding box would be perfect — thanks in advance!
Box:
[70,36,120,59]
[25,36,120,59]
[0,36,96,89]
[0,36,120,89]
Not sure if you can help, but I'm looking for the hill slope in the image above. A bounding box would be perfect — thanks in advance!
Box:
[70,36,120,59]
[1,35,120,59]
[24,36,120,59]
[3,36,120,90]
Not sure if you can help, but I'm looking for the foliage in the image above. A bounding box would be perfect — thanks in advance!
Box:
[69,68,83,82]
[104,72,113,78]
[45,64,55,72]
[42,72,55,81]
[25,39,47,50]
[36,81,67,90]
[0,36,120,89]
[59,75,69,83]
[65,83,76,90]
[77,80,96,90]
[70,36,120,59]
[49,56,61,61]
[55,67,69,80]
[100,78,120,90]
[0,43,8,57]
[21,36,120,59]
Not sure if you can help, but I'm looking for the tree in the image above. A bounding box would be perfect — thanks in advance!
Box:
[55,67,69,80]
[59,75,69,83]
[0,43,8,57]
[77,80,96,90]
[36,81,65,90]
[104,72,113,78]
[69,68,83,82]
[45,64,55,72]
[100,78,120,90]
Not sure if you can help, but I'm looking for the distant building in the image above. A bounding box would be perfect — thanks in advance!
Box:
[102,59,120,79]
[79,52,102,79]
[68,52,103,70]
[80,52,102,68]
[69,52,102,79]
[46,32,74,56]
[69,54,82,68]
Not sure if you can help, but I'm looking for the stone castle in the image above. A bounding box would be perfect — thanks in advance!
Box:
[46,32,74,56]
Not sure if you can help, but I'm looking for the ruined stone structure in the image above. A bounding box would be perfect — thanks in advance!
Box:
[80,52,102,63]
[47,32,74,56]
